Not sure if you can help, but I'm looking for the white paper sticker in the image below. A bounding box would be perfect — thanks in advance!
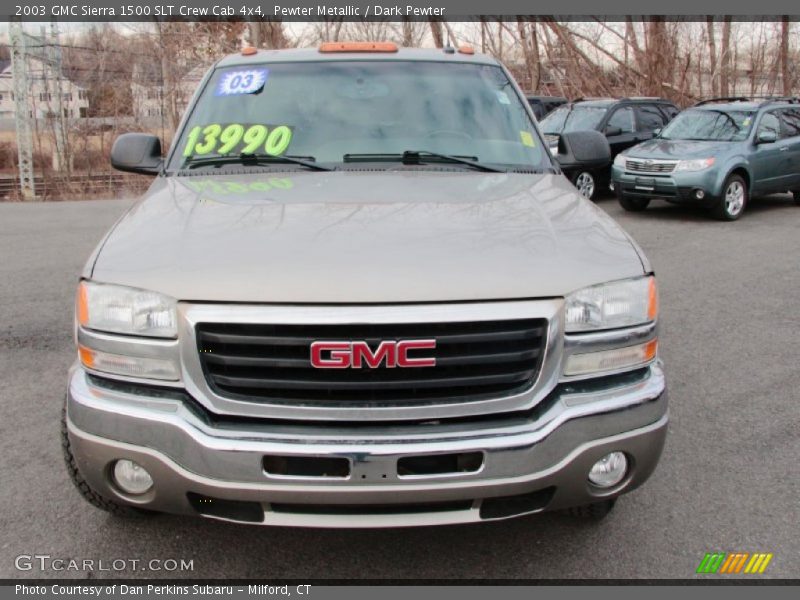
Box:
[215,69,269,96]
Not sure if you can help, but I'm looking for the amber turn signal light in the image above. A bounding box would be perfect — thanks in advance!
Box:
[647,277,658,321]
[77,281,89,327]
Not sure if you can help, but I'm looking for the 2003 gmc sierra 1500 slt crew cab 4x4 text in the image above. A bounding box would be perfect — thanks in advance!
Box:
[63,42,667,527]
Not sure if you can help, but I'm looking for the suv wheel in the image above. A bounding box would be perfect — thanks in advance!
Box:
[713,174,747,220]
[564,498,617,521]
[572,171,596,200]
[61,402,152,518]
[618,192,650,212]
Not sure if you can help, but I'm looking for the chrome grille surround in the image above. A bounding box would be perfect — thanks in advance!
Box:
[625,158,678,173]
[178,300,564,422]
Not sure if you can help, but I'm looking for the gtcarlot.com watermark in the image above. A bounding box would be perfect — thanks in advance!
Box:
[14,554,194,573]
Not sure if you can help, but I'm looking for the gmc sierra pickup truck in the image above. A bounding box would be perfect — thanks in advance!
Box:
[63,43,667,527]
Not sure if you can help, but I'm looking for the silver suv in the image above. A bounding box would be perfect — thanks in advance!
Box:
[63,44,667,527]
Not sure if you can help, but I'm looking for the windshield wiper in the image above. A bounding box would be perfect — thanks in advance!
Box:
[343,151,506,173]
[181,153,332,171]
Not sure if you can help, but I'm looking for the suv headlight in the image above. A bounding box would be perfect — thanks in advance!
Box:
[77,281,177,338]
[565,276,657,332]
[613,154,626,168]
[674,157,715,172]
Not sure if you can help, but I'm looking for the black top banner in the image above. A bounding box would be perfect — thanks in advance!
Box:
[4,0,800,21]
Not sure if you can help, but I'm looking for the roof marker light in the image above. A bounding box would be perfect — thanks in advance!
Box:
[241,46,258,56]
[458,45,475,55]
[319,42,399,53]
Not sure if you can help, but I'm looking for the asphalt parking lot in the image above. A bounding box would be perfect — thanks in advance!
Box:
[1,194,798,580]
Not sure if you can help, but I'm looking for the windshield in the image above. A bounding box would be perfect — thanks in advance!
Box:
[169,61,550,172]
[539,105,606,134]
[660,109,755,141]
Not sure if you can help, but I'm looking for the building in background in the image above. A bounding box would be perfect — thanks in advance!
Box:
[130,62,206,124]
[0,59,89,120]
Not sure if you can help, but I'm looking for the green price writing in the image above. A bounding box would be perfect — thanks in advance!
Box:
[183,123,294,157]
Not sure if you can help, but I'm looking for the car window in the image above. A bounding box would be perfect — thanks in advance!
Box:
[660,108,754,141]
[170,61,550,171]
[607,107,635,133]
[779,108,800,138]
[661,105,680,121]
[636,105,666,131]
[757,112,782,139]
[527,100,545,120]
[539,105,607,134]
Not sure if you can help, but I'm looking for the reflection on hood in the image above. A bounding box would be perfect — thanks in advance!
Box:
[91,171,645,303]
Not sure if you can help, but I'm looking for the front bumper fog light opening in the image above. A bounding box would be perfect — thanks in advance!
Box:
[588,452,628,488]
[695,189,706,199]
[113,459,154,495]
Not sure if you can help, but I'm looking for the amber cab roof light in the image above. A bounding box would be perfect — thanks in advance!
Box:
[241,46,258,56]
[319,42,399,53]
[458,45,475,55]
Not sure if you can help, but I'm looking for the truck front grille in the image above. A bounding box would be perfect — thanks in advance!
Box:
[195,319,547,405]
[625,159,676,173]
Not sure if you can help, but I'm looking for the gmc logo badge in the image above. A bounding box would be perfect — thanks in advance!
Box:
[310,340,437,369]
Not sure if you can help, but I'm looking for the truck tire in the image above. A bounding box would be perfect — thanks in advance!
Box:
[712,174,747,220]
[61,402,151,518]
[618,192,650,212]
[564,498,617,520]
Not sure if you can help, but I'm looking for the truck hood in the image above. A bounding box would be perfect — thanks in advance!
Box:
[90,171,646,303]
[625,138,734,160]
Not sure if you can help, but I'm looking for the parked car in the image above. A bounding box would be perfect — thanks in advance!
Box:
[612,97,800,220]
[540,97,680,200]
[63,44,666,527]
[526,95,568,120]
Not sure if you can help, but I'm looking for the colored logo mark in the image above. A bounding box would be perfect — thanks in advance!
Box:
[696,552,773,574]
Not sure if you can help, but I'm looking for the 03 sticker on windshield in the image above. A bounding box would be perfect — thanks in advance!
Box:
[215,69,269,96]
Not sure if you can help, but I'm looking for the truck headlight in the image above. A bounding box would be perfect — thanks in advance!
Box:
[77,281,177,338]
[674,157,715,172]
[565,276,657,332]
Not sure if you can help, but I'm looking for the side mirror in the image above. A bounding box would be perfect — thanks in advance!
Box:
[556,130,612,171]
[110,133,163,174]
[756,130,778,145]
[605,126,623,137]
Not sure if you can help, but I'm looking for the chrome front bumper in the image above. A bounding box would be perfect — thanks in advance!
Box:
[66,362,668,527]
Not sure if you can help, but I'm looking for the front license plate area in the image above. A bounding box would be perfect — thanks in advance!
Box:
[635,177,656,191]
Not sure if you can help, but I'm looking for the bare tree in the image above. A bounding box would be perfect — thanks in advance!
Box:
[780,16,791,96]
[706,18,718,96]
[429,19,444,48]
[516,17,540,92]
[720,17,731,96]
